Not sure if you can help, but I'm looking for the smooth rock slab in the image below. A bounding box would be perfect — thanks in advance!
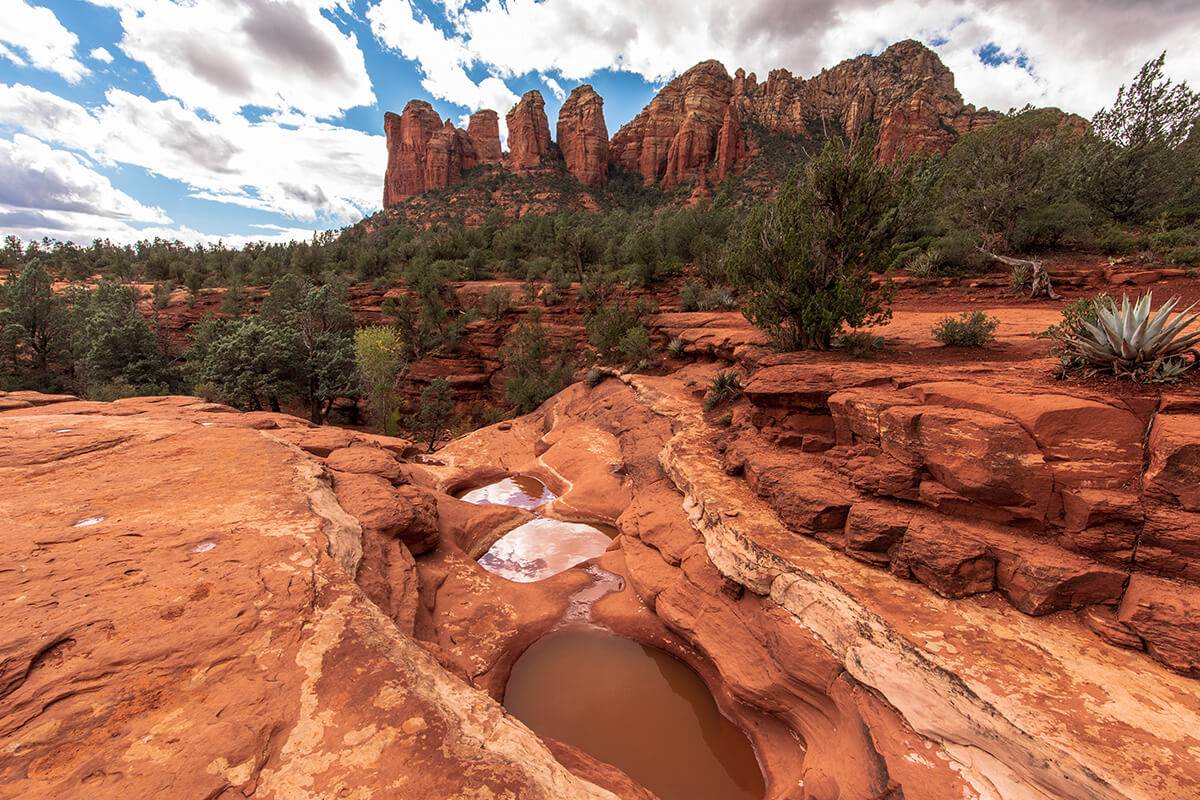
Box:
[0,401,617,800]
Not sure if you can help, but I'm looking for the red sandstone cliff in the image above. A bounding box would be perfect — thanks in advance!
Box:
[383,40,1003,206]
[383,101,482,206]
[468,110,502,163]
[608,60,733,188]
[556,85,609,189]
[506,90,553,169]
[608,40,1001,186]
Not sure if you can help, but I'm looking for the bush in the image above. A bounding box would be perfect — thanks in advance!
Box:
[586,299,655,366]
[679,280,702,312]
[1009,202,1098,252]
[480,286,512,320]
[932,311,1000,346]
[1099,227,1139,256]
[498,309,576,413]
[703,370,743,410]
[834,330,884,358]
[1171,246,1200,266]
[666,337,686,358]
[725,132,909,350]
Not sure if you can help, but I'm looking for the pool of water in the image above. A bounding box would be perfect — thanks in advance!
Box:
[504,628,764,800]
[458,475,556,510]
[478,519,612,582]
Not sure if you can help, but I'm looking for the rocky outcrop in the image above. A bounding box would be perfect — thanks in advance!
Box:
[608,39,1000,188]
[383,101,480,206]
[609,59,733,187]
[556,85,608,189]
[506,90,553,169]
[0,395,618,799]
[467,109,502,163]
[385,40,1005,202]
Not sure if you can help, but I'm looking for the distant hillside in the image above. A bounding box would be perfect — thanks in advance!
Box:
[374,39,1010,225]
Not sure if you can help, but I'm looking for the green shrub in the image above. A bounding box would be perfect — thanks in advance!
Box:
[703,370,743,410]
[679,280,702,312]
[586,299,655,366]
[932,311,1000,346]
[585,367,607,387]
[480,286,512,320]
[1170,246,1200,266]
[1099,228,1139,256]
[1010,202,1098,252]
[498,309,576,413]
[667,337,686,358]
[834,330,884,357]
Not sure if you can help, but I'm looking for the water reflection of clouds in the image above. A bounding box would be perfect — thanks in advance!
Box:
[478,519,611,583]
[459,476,556,510]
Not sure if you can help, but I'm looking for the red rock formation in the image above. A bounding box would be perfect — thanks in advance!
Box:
[382,101,480,206]
[556,84,609,189]
[609,40,1001,190]
[505,90,553,168]
[609,59,733,186]
[468,109,502,163]
[714,103,747,181]
[738,39,1002,162]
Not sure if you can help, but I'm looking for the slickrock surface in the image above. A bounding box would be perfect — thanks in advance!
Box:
[0,395,617,800]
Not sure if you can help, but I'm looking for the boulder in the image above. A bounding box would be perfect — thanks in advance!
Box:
[1118,574,1200,677]
[326,445,406,484]
[1145,413,1200,510]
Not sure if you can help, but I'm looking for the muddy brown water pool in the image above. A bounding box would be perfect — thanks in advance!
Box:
[504,628,765,800]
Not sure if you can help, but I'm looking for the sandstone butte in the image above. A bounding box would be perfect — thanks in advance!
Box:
[381,39,1009,205]
[2,315,1200,800]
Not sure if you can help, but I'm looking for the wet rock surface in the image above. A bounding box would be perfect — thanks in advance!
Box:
[4,361,1199,800]
[0,397,618,800]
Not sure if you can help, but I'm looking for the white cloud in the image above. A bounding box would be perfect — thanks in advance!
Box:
[0,0,88,82]
[0,83,384,225]
[366,0,1200,121]
[367,0,518,113]
[89,46,114,63]
[543,75,566,101]
[0,132,177,243]
[92,0,374,119]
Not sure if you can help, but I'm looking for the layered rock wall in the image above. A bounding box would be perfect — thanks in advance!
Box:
[506,90,554,169]
[737,363,1200,677]
[383,101,481,205]
[556,85,609,189]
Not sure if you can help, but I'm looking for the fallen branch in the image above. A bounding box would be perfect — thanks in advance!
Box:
[979,248,1061,300]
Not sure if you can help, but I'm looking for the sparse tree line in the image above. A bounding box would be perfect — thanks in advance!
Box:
[3,54,1198,426]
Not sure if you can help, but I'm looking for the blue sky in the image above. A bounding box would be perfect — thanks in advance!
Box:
[1,0,1197,246]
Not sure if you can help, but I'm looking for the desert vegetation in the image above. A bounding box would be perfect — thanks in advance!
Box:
[2,54,1198,433]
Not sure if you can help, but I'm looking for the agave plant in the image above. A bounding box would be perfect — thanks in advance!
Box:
[1061,292,1200,380]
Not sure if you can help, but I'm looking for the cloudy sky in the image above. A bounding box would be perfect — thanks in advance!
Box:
[1,0,1197,247]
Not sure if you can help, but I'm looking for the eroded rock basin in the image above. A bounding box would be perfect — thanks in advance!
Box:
[479,518,613,582]
[457,474,555,509]
[505,627,765,800]
[461,475,618,582]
